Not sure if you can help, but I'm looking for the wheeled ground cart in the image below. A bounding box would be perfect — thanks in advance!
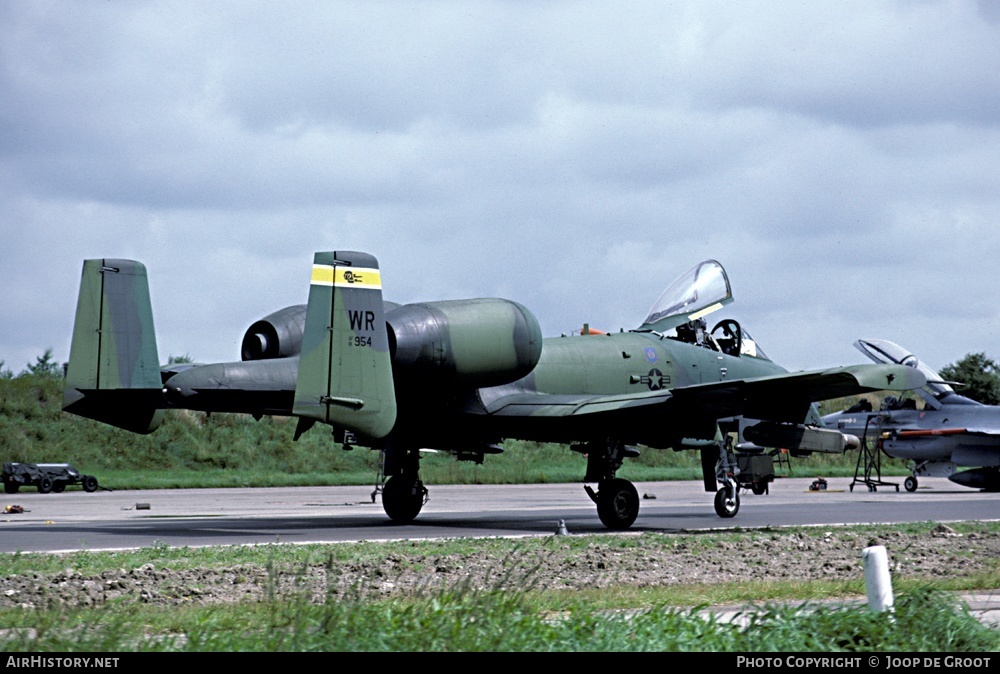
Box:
[2,462,99,494]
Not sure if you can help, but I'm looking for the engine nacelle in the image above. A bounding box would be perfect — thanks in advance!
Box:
[241,305,307,360]
[387,299,542,388]
[240,302,403,361]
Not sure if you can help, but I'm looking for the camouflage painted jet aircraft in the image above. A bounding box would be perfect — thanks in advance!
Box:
[822,339,1000,493]
[62,253,925,529]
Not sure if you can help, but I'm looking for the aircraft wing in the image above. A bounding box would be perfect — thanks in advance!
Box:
[670,363,927,424]
[479,363,925,428]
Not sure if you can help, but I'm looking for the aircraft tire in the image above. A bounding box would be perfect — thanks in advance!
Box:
[595,478,639,530]
[83,475,99,493]
[37,477,53,494]
[713,487,740,518]
[904,476,918,493]
[381,475,425,523]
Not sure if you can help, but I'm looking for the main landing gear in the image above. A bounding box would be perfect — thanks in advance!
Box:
[375,444,428,523]
[587,478,640,530]
[578,437,642,530]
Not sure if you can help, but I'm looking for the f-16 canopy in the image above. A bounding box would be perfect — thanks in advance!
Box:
[854,338,958,408]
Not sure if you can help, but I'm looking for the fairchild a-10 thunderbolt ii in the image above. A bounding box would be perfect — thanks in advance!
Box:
[822,339,1000,493]
[62,252,924,529]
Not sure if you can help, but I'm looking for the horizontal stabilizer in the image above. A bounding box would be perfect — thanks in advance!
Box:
[62,389,165,435]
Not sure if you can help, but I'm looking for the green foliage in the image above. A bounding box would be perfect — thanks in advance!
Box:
[25,349,63,378]
[1,584,995,652]
[939,352,1000,405]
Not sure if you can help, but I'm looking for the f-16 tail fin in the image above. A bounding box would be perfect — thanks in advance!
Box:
[62,259,165,434]
[292,251,397,440]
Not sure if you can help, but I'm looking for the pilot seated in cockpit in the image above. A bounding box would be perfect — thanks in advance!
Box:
[675,318,720,351]
[675,318,703,344]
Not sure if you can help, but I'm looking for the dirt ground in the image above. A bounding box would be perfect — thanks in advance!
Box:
[2,523,998,609]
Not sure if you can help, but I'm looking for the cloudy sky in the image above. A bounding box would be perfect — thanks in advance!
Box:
[2,1,999,380]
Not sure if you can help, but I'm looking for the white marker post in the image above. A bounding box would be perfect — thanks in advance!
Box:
[862,545,894,612]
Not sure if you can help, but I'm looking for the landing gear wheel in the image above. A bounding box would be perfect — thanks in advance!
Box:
[37,477,53,494]
[381,475,426,523]
[751,482,768,496]
[714,487,740,518]
[595,478,640,530]
[82,475,99,493]
[904,476,918,493]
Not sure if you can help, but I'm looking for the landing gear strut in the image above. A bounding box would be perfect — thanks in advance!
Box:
[578,437,641,529]
[709,438,740,518]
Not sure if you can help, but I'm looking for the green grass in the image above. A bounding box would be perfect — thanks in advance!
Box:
[11,591,993,651]
[1,580,995,652]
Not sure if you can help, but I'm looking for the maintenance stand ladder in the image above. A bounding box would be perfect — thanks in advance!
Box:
[849,413,900,493]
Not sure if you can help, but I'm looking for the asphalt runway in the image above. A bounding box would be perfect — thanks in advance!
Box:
[2,476,999,554]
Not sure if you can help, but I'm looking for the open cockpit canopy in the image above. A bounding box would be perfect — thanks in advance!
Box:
[854,338,961,408]
[635,259,770,360]
[638,260,732,333]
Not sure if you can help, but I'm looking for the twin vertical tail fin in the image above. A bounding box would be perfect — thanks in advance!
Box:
[62,259,165,434]
[61,252,396,441]
[292,251,397,440]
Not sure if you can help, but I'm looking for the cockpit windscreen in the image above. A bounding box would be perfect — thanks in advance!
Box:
[640,260,733,333]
